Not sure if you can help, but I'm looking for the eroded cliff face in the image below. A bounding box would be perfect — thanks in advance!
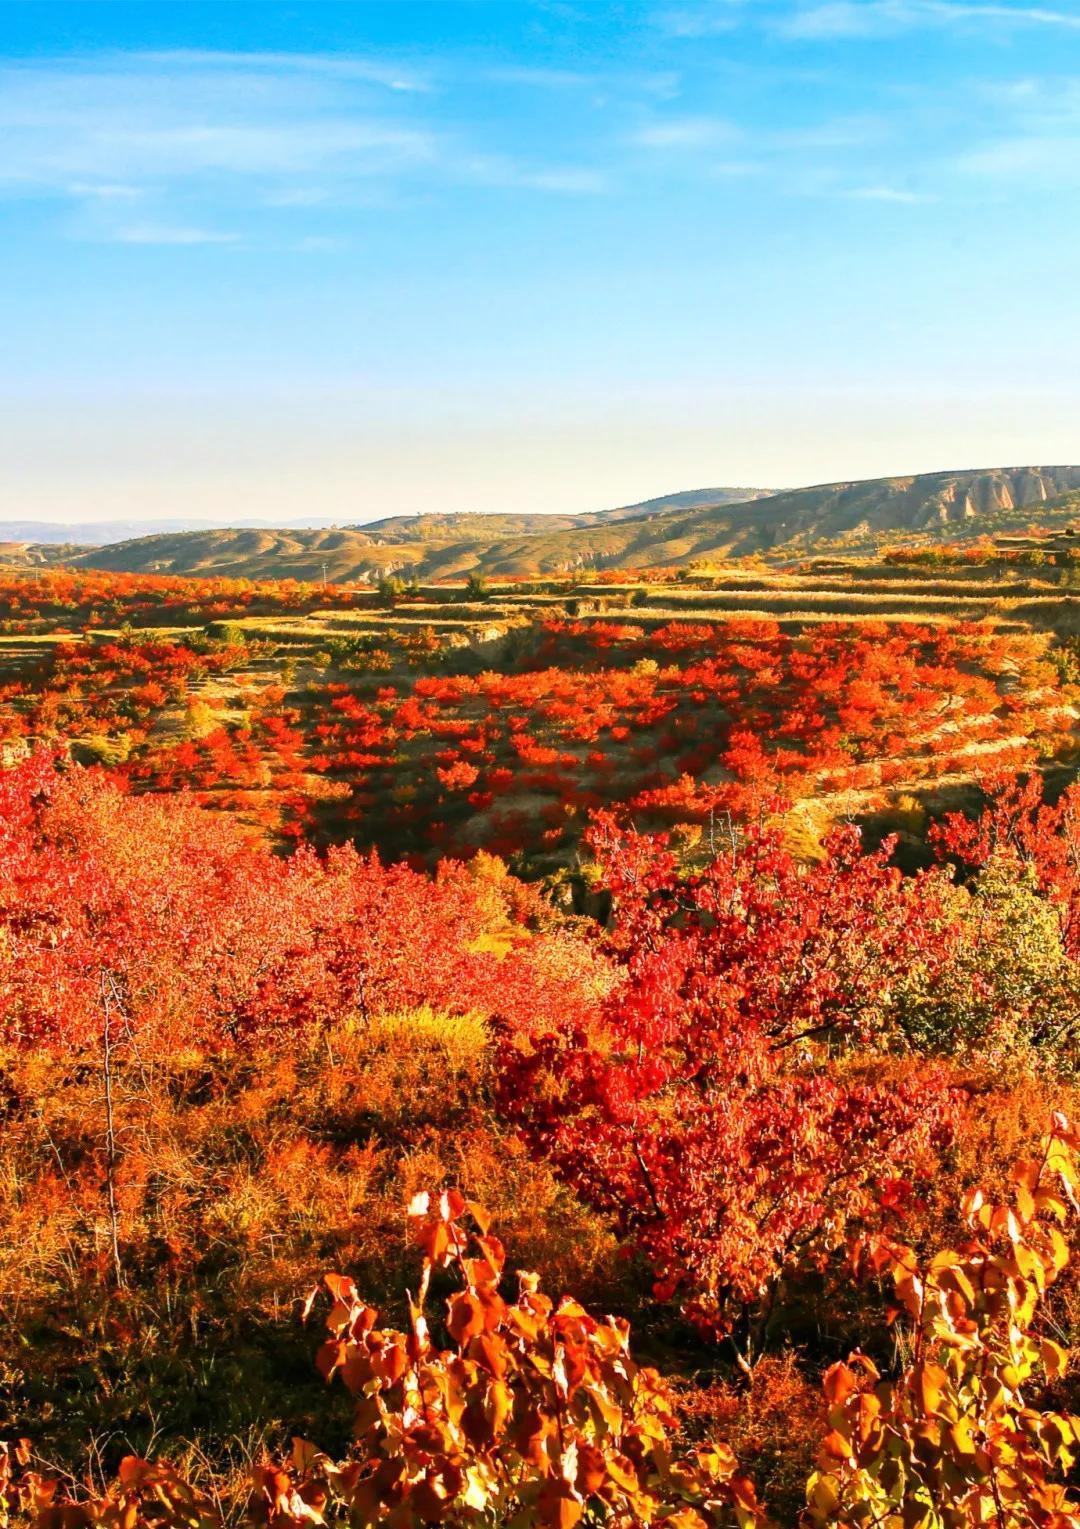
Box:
[926,469,1072,526]
[742,467,1080,547]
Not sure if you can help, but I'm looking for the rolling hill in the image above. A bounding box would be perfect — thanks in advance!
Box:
[355,487,771,542]
[18,466,1080,582]
[0,489,769,554]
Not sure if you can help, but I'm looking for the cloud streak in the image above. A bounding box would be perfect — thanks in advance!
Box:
[631,114,738,148]
[461,154,608,193]
[1,27,1068,254]
[777,1,1080,39]
[134,49,431,91]
[110,223,239,245]
[658,0,1080,39]
[954,74,1080,185]
[842,183,932,201]
[956,133,1080,181]
[0,46,622,243]
[0,56,438,192]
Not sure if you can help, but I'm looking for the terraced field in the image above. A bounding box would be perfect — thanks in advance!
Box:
[2,535,1080,874]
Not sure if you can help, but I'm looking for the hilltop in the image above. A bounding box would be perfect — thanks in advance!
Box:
[12,466,1080,581]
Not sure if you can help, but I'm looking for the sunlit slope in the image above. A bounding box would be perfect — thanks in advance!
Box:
[64,467,1080,580]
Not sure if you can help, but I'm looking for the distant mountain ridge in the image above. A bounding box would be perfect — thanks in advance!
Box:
[8,467,1080,581]
[0,514,372,546]
[0,489,769,552]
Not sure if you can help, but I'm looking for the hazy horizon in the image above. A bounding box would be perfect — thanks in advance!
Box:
[3,1,1080,524]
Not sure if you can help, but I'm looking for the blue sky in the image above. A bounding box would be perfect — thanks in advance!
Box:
[2,0,1080,524]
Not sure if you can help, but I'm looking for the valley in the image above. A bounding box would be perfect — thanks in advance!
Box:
[6,476,1080,1527]
[3,520,1080,876]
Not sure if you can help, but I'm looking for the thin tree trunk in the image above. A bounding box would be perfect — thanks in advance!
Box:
[100,974,124,1288]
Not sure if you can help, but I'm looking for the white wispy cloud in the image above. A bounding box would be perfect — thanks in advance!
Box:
[67,181,143,200]
[293,234,348,252]
[955,74,1080,183]
[0,49,441,246]
[110,223,239,245]
[956,133,1080,179]
[484,62,682,101]
[262,186,334,208]
[772,113,888,148]
[632,114,738,148]
[0,59,437,190]
[843,182,932,200]
[658,0,1080,38]
[0,45,634,241]
[6,29,1062,248]
[707,159,765,176]
[778,1,1080,39]
[483,64,605,90]
[654,1,750,38]
[462,154,608,194]
[134,49,431,92]
[524,167,609,192]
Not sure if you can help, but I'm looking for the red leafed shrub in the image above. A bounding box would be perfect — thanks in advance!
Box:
[933,772,1080,957]
[0,570,368,626]
[502,814,963,1342]
[0,753,605,1051]
[436,760,480,791]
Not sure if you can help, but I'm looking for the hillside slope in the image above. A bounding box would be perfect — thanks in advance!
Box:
[58,466,1080,581]
[356,488,770,542]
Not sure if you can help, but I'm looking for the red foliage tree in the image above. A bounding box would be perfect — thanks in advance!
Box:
[0,754,604,1053]
[502,815,962,1347]
[933,773,1080,957]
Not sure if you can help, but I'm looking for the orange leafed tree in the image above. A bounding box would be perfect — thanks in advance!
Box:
[807,1114,1080,1529]
[289,1189,765,1528]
